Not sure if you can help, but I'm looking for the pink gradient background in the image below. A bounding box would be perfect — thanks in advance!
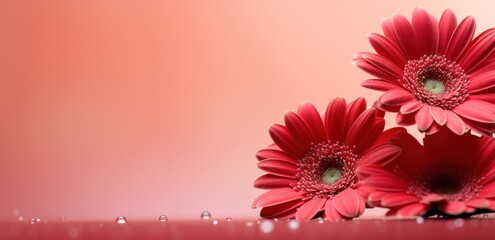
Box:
[0,1,493,220]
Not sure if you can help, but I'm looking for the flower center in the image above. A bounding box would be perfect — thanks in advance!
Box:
[424,79,445,95]
[322,168,341,184]
[400,55,469,110]
[408,163,481,201]
[295,141,359,199]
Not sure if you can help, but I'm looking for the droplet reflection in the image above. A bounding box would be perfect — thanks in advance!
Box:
[115,216,127,224]
[200,211,211,219]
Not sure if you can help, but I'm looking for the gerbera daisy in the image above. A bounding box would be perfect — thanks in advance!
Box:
[362,129,495,218]
[353,7,495,136]
[252,97,404,220]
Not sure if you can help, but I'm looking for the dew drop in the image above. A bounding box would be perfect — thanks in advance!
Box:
[288,219,300,230]
[200,211,211,219]
[259,220,275,233]
[158,215,168,222]
[226,217,232,222]
[246,221,254,227]
[115,216,127,224]
[18,216,24,222]
[316,217,325,224]
[483,214,489,218]
[416,217,424,224]
[29,219,37,224]
[212,220,218,225]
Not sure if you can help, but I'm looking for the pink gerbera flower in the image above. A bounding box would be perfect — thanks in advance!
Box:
[362,129,495,218]
[252,97,404,220]
[354,7,495,136]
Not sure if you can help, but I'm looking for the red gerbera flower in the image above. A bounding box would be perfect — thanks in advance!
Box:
[354,7,495,136]
[252,97,404,220]
[362,129,495,217]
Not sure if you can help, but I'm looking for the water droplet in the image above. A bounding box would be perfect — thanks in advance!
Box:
[115,216,127,224]
[416,217,424,224]
[246,221,254,227]
[226,217,232,222]
[29,218,36,224]
[18,216,24,222]
[453,218,464,228]
[259,220,274,233]
[273,218,279,222]
[158,215,168,222]
[316,217,325,224]
[212,220,218,225]
[288,220,300,230]
[200,211,211,219]
[483,214,489,218]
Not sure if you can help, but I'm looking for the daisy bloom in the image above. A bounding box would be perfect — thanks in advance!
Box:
[354,7,495,136]
[252,97,404,221]
[362,129,495,218]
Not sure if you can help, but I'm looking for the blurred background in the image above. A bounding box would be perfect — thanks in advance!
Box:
[0,0,493,221]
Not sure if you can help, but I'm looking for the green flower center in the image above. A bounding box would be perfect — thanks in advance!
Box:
[322,168,341,184]
[424,79,445,95]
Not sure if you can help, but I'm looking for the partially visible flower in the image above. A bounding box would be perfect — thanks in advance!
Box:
[354,7,495,136]
[362,129,495,217]
[252,97,404,220]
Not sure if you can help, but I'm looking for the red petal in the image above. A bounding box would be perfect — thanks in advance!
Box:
[324,97,347,142]
[392,14,420,60]
[360,144,402,165]
[344,98,367,135]
[430,106,447,126]
[284,112,313,151]
[453,100,495,123]
[295,198,326,221]
[361,53,404,78]
[254,174,297,189]
[333,188,364,218]
[438,9,458,55]
[445,16,476,61]
[260,199,304,218]
[421,193,446,203]
[444,111,467,135]
[380,89,416,106]
[366,173,409,191]
[357,164,392,180]
[381,193,421,207]
[438,201,466,215]
[252,188,303,208]
[361,79,400,91]
[468,70,495,93]
[400,100,423,114]
[269,124,305,158]
[477,181,495,198]
[368,33,407,66]
[257,159,297,178]
[256,149,298,164]
[397,203,428,217]
[345,109,376,149]
[412,8,439,55]
[466,199,490,209]
[459,29,495,72]
[297,101,326,143]
[352,58,399,82]
[324,199,345,221]
[415,105,434,131]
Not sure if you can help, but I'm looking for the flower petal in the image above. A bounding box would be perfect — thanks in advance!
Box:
[360,144,402,165]
[445,16,476,61]
[360,53,404,78]
[366,173,409,191]
[257,159,297,178]
[415,105,434,131]
[397,203,428,217]
[438,201,466,215]
[254,174,297,189]
[421,193,446,204]
[324,199,345,221]
[333,188,364,218]
[345,109,376,150]
[260,199,305,218]
[400,100,424,115]
[269,124,305,158]
[392,14,420,60]
[368,33,407,66]
[438,9,458,55]
[465,199,490,209]
[380,89,416,106]
[468,70,495,93]
[430,106,447,126]
[252,188,303,208]
[344,98,367,135]
[256,149,298,164]
[412,7,439,55]
[295,198,326,221]
[381,193,422,208]
[324,97,347,142]
[459,29,495,72]
[453,100,495,123]
[444,110,467,135]
[361,79,400,91]
[284,111,313,151]
[352,58,399,82]
[297,101,326,143]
